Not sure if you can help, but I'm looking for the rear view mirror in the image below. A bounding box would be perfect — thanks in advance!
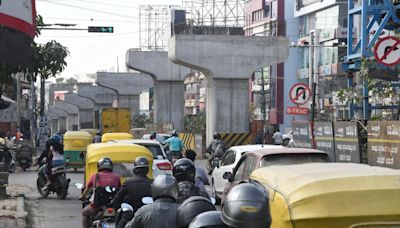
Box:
[75,183,83,189]
[223,172,233,182]
[212,159,220,168]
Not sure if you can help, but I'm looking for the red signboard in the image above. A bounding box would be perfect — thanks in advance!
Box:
[0,0,36,37]
[286,106,309,115]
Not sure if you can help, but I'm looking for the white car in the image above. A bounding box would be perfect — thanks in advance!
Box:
[108,139,172,178]
[142,133,171,144]
[211,144,282,204]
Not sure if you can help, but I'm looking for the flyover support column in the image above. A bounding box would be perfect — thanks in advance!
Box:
[118,95,140,118]
[206,78,249,140]
[154,81,185,131]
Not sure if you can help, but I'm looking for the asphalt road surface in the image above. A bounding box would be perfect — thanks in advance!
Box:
[7,160,213,228]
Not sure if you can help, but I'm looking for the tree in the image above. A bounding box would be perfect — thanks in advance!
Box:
[184,112,206,133]
[133,113,153,128]
[65,77,78,85]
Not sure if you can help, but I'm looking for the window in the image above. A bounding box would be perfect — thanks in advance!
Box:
[264,4,270,18]
[138,144,164,158]
[242,156,257,180]
[113,163,135,178]
[233,157,246,181]
[260,153,329,167]
[221,150,236,166]
[271,1,278,19]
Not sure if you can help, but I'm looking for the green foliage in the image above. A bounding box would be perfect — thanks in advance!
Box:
[65,77,78,85]
[133,113,153,128]
[184,112,206,133]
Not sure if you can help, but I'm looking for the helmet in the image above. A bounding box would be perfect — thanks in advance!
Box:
[150,132,157,140]
[151,174,178,201]
[172,130,178,137]
[221,183,271,228]
[97,157,113,172]
[189,211,227,228]
[176,196,216,228]
[213,132,221,140]
[173,158,195,183]
[96,130,101,135]
[132,156,149,176]
[51,134,62,144]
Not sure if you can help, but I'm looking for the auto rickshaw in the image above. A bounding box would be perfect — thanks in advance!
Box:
[63,131,92,170]
[101,132,133,143]
[250,163,400,228]
[80,129,98,138]
[84,143,153,185]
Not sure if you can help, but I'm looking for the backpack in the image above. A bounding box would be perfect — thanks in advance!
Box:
[93,174,117,207]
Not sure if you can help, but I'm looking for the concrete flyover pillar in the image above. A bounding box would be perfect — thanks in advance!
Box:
[125,51,190,131]
[48,106,68,132]
[169,35,289,144]
[95,72,153,123]
[64,93,95,129]
[76,83,117,128]
[54,101,79,131]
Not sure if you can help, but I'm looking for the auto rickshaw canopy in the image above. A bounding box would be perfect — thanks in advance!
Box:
[64,131,92,149]
[85,143,153,184]
[101,132,133,143]
[251,163,400,228]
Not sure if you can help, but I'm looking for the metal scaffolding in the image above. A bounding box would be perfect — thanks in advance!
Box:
[183,0,245,27]
[139,5,180,51]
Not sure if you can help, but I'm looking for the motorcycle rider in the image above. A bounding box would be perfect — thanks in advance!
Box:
[176,196,216,228]
[112,157,152,228]
[173,158,209,203]
[188,183,271,228]
[185,150,209,192]
[80,157,121,228]
[149,132,157,141]
[125,174,180,228]
[93,130,102,143]
[39,134,64,192]
[162,130,183,160]
[206,132,225,174]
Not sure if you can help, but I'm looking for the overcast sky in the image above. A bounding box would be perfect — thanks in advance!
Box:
[36,0,182,81]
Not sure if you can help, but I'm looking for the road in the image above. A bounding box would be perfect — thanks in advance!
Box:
[8,168,83,228]
[7,160,212,228]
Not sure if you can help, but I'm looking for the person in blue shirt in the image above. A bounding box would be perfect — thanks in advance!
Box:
[163,130,184,160]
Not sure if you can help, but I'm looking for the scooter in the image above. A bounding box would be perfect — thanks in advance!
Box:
[0,144,16,173]
[37,165,70,199]
[14,143,33,171]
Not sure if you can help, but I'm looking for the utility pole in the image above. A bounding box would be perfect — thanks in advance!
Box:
[261,68,267,144]
[16,73,21,128]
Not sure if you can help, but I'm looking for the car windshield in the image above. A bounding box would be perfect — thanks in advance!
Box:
[260,153,329,167]
[135,144,165,159]
[113,163,135,178]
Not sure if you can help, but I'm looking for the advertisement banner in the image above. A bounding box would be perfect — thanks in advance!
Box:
[0,0,36,37]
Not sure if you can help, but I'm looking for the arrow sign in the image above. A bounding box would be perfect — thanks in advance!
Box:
[374,36,400,67]
[289,83,312,105]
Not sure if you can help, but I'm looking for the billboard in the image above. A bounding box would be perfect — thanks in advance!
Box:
[314,122,335,161]
[292,120,312,148]
[0,0,36,37]
[334,121,361,163]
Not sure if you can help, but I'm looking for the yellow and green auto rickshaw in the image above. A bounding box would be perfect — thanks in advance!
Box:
[63,131,92,170]
[80,128,98,138]
[250,163,400,228]
[84,143,153,185]
[101,132,133,143]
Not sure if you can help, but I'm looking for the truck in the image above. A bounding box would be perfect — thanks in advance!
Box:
[100,108,131,134]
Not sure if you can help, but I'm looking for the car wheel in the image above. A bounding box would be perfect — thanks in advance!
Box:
[212,179,221,205]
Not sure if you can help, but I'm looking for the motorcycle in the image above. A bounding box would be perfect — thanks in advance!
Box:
[14,142,33,171]
[0,144,16,173]
[37,165,70,199]
[206,157,221,175]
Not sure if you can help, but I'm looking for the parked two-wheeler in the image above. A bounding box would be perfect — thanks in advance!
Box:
[14,142,33,171]
[0,144,16,173]
[37,165,70,199]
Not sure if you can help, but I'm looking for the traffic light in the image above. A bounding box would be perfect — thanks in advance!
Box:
[88,26,114,33]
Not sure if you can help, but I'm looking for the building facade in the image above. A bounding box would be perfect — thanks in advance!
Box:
[244,0,302,133]
[184,72,206,116]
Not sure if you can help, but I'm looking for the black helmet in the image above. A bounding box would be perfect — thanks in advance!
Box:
[221,183,271,228]
[150,132,157,140]
[98,157,113,172]
[213,132,221,140]
[132,156,149,176]
[173,158,195,183]
[176,196,216,228]
[172,130,178,137]
[189,211,227,228]
[151,174,178,201]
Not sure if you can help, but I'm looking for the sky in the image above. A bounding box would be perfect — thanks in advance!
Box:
[36,0,183,82]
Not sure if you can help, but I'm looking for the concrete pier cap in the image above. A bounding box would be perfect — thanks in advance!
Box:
[64,93,95,129]
[168,35,289,144]
[95,72,153,121]
[77,83,117,107]
[125,51,191,132]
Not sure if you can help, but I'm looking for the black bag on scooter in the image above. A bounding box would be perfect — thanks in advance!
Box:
[93,174,117,207]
